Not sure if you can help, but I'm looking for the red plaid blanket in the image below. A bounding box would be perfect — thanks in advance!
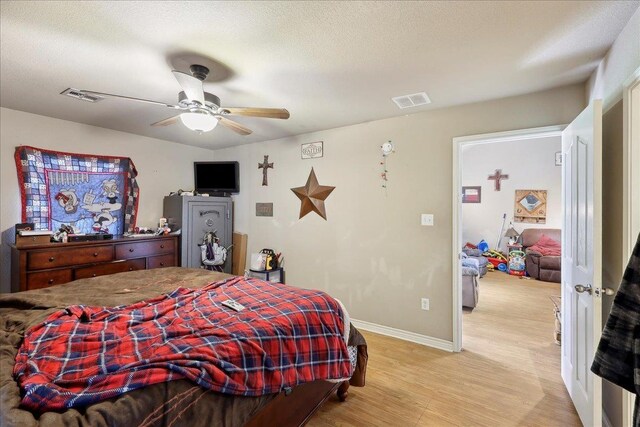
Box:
[14,277,351,412]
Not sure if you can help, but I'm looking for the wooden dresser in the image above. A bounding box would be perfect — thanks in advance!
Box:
[10,235,178,292]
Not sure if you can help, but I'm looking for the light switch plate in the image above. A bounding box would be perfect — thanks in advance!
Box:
[421,214,434,226]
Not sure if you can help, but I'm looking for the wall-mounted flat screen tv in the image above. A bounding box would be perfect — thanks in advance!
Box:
[194,161,239,194]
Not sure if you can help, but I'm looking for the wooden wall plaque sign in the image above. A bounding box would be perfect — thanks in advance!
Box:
[301,141,323,159]
[256,203,274,217]
[514,189,547,224]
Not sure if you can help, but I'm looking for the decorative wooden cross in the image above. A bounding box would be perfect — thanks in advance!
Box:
[258,155,274,186]
[488,169,509,191]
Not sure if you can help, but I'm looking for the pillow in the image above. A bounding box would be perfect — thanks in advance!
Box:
[462,247,483,257]
[528,234,561,256]
[462,257,480,271]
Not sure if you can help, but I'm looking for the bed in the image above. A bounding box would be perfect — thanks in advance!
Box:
[0,268,367,427]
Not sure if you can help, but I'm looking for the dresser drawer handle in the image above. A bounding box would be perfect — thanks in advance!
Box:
[93,252,99,257]
[160,262,165,267]
[129,267,133,271]
[129,248,134,252]
[48,279,54,284]
[49,257,55,262]
[92,273,97,277]
[160,244,165,249]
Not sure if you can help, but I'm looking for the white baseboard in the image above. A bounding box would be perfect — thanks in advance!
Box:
[350,318,454,352]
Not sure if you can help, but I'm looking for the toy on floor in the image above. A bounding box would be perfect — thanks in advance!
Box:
[485,250,508,272]
[487,249,507,261]
[486,257,507,271]
[477,240,489,252]
[508,250,526,276]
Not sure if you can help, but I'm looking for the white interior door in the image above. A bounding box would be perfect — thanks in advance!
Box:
[561,100,603,427]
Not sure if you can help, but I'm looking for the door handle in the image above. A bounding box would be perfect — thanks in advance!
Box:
[594,287,616,297]
[574,284,592,294]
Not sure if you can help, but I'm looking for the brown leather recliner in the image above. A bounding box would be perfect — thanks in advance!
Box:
[521,228,561,283]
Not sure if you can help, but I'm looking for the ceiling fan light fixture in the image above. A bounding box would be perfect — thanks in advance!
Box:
[179,112,218,132]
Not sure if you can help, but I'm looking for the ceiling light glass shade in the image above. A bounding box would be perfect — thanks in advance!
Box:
[180,112,218,132]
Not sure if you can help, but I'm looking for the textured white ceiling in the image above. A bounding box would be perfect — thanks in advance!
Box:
[1,1,638,150]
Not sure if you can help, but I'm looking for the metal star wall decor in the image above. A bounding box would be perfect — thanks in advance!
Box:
[258,155,274,186]
[291,168,335,220]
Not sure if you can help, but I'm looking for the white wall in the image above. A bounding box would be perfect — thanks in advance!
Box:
[0,107,215,293]
[462,136,562,253]
[587,7,640,109]
[213,84,585,342]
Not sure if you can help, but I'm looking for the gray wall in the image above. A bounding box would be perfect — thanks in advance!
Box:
[0,108,216,293]
[587,7,639,426]
[213,84,585,342]
[601,101,625,427]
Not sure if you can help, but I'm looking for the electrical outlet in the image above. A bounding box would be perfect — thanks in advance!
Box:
[421,298,430,311]
[421,214,434,226]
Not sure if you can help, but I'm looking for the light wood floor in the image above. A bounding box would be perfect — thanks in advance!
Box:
[309,272,581,427]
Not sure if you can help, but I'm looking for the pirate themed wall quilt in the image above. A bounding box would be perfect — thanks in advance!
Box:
[15,146,139,235]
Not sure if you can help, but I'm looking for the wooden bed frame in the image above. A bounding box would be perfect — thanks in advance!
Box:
[245,380,350,426]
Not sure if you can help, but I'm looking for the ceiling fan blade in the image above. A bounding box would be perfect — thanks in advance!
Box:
[223,107,290,119]
[172,71,205,105]
[218,116,253,135]
[151,115,181,127]
[76,90,181,109]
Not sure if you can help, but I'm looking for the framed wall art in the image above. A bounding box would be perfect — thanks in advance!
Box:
[15,146,139,234]
[461,186,482,203]
[514,189,547,224]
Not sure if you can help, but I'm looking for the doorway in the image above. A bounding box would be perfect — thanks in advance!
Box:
[451,125,578,419]
[452,125,565,352]
[621,67,640,427]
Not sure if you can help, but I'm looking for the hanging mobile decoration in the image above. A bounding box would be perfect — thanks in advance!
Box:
[380,141,395,189]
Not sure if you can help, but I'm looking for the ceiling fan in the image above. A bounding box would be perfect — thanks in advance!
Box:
[64,64,290,135]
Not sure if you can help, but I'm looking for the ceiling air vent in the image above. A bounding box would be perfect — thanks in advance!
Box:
[60,88,103,103]
[391,92,431,109]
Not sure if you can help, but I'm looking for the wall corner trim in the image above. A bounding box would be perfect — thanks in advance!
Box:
[350,318,454,352]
